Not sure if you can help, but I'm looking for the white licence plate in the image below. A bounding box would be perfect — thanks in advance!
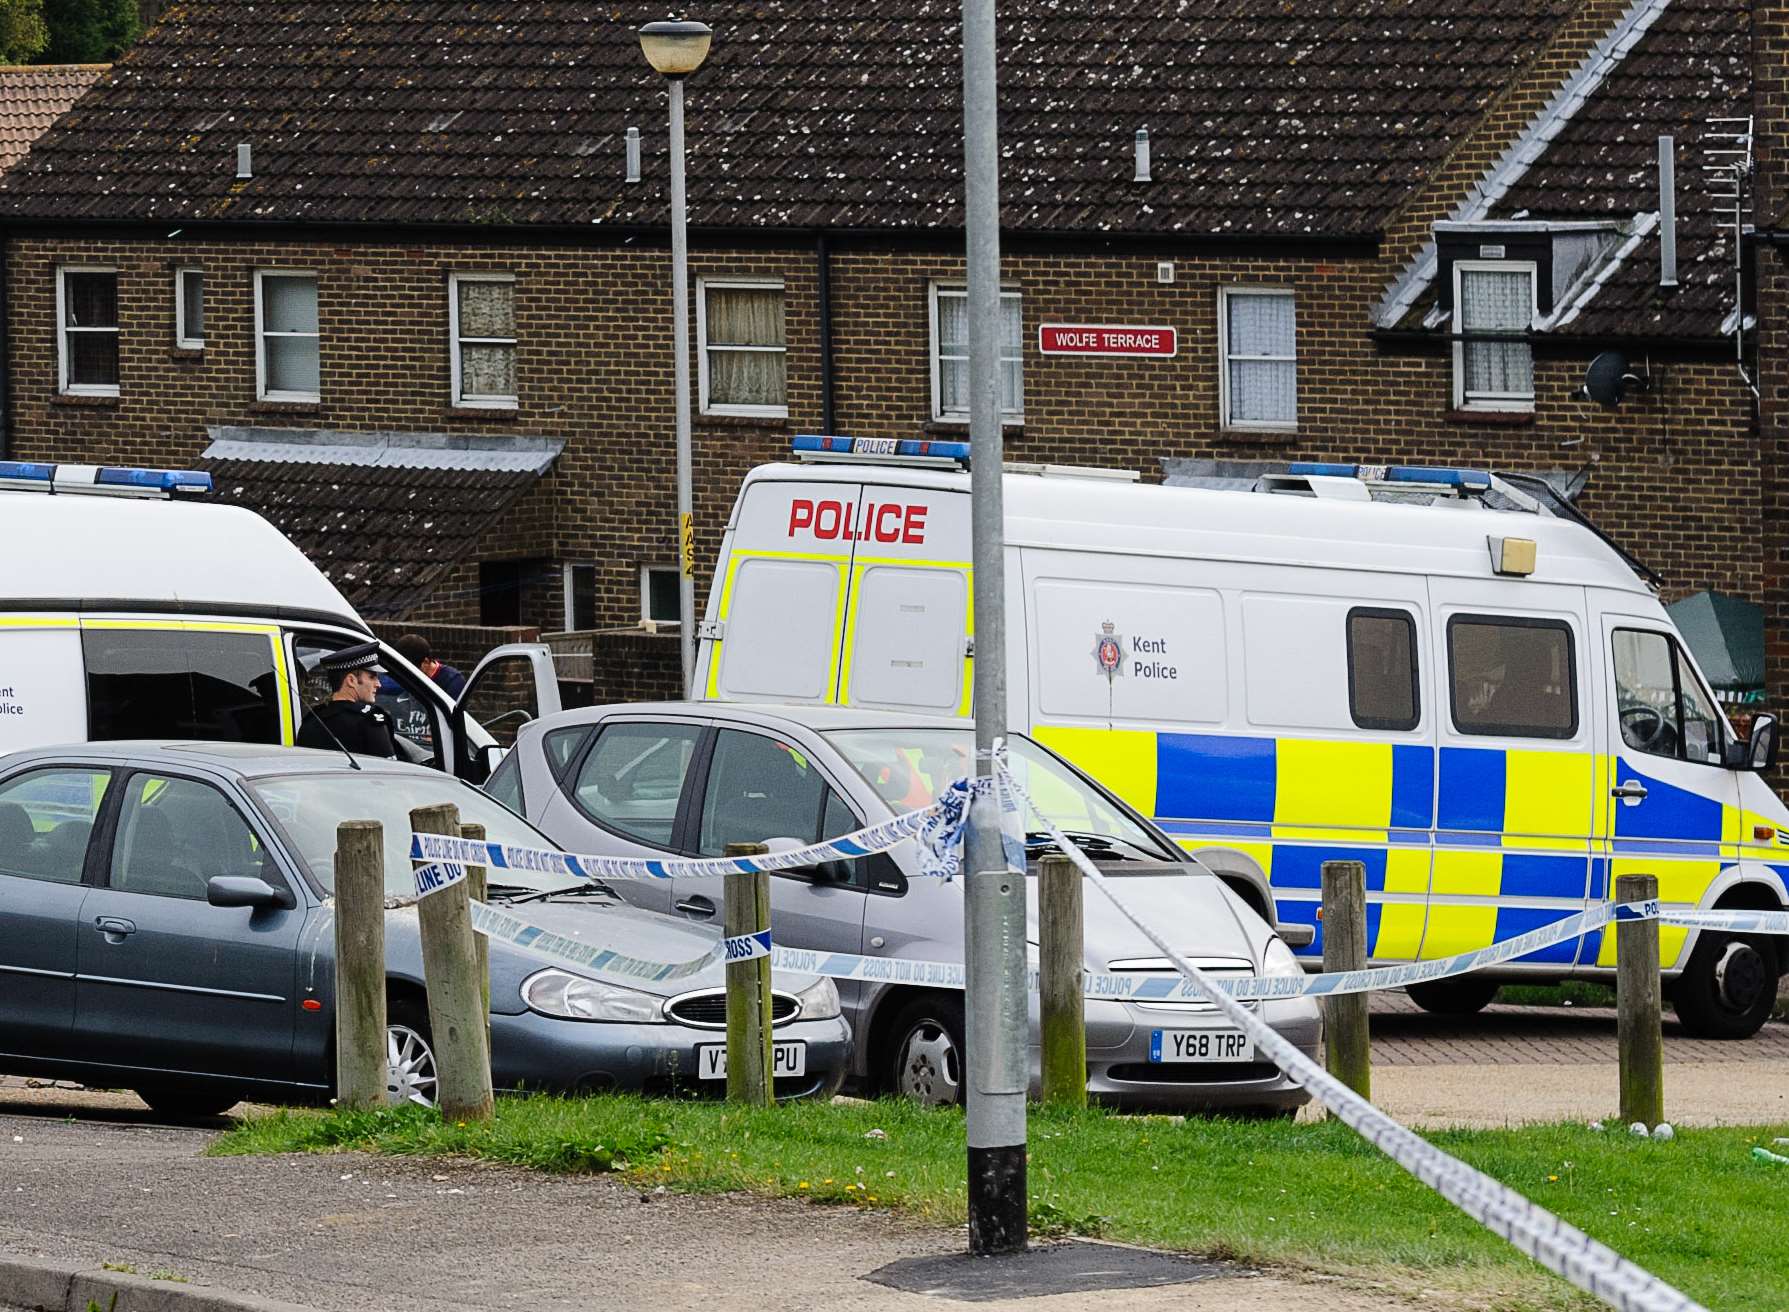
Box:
[1148,1029,1254,1063]
[697,1041,807,1080]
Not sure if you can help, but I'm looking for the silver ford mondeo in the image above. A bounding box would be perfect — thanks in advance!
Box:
[0,741,850,1115]
[495,703,1323,1114]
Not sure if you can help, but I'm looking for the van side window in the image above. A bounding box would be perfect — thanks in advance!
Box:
[85,629,281,745]
[0,768,109,885]
[1612,629,1725,765]
[1447,615,1576,738]
[1346,609,1419,731]
[296,637,439,765]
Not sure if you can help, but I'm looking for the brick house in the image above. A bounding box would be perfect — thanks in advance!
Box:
[0,1,1770,705]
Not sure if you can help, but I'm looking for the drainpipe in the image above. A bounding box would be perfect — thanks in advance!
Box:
[0,231,11,461]
[816,231,836,434]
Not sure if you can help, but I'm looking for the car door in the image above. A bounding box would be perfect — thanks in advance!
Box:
[1594,611,1742,972]
[677,725,872,1004]
[1429,588,1597,969]
[74,769,303,1082]
[0,765,111,1061]
[532,718,711,915]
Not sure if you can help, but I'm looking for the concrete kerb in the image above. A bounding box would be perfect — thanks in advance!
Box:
[1,1255,318,1312]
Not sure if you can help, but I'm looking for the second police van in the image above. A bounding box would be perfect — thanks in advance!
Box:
[695,437,1789,1038]
[0,461,559,780]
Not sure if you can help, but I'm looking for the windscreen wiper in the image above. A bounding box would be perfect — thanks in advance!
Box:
[1024,830,1144,862]
[499,881,619,906]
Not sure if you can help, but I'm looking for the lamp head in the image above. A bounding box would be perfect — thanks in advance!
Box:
[638,20,713,78]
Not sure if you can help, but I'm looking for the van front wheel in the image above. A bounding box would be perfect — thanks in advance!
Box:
[1405,977,1500,1016]
[1672,933,1776,1039]
[883,996,966,1107]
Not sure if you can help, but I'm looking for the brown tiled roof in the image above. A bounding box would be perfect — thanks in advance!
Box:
[1488,0,1748,339]
[0,1,1579,238]
[203,457,540,619]
[0,64,107,173]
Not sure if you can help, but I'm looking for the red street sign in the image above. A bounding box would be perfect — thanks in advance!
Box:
[1038,323,1177,357]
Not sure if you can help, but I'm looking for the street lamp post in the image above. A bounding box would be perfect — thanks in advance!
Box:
[639,19,713,697]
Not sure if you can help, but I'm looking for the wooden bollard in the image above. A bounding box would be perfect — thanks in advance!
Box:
[1616,873,1665,1129]
[1321,859,1371,1100]
[723,841,774,1106]
[333,820,388,1109]
[461,821,491,1052]
[411,803,494,1123]
[1038,852,1087,1107]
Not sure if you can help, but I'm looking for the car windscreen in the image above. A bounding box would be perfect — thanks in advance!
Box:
[821,729,1181,862]
[246,771,573,899]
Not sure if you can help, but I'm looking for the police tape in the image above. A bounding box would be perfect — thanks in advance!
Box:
[468,901,770,982]
[1005,770,1703,1312]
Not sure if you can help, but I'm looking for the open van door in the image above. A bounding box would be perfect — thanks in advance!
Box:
[454,643,563,780]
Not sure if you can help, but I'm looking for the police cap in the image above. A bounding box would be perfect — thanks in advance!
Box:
[318,641,387,676]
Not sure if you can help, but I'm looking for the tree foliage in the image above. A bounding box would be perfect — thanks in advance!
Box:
[40,0,139,63]
[0,0,49,64]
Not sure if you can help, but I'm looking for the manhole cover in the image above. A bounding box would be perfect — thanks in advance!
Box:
[864,1240,1239,1302]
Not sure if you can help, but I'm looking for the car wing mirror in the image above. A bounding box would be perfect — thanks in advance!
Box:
[1278,923,1315,949]
[1750,714,1779,772]
[207,876,289,910]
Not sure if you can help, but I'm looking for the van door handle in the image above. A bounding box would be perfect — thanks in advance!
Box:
[674,896,716,919]
[94,916,136,940]
[1611,781,1649,803]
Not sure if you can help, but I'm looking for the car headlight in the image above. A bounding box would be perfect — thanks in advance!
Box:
[1261,936,1304,978]
[794,975,840,1021]
[521,969,663,1023]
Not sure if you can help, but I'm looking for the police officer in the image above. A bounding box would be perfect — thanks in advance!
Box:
[298,642,400,758]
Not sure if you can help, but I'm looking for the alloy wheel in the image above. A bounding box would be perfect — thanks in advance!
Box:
[386,1024,439,1107]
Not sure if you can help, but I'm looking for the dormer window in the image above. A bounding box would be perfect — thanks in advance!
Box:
[1452,260,1536,412]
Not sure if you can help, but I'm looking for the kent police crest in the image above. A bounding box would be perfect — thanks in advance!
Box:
[1093,621,1123,680]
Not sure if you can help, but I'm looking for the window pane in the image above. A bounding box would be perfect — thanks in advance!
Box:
[646,568,680,623]
[265,335,320,395]
[1001,294,1022,353]
[85,630,282,744]
[1002,358,1023,415]
[68,332,118,387]
[569,563,598,631]
[484,750,526,815]
[937,292,967,353]
[65,272,116,328]
[698,729,827,855]
[261,275,317,333]
[570,722,701,846]
[0,769,109,885]
[1228,359,1296,424]
[709,347,785,407]
[1450,619,1575,737]
[1349,611,1418,730]
[708,287,783,348]
[457,279,513,338]
[543,727,589,775]
[1460,268,1532,400]
[459,342,515,399]
[1227,293,1294,357]
[112,775,270,900]
[181,271,204,340]
[940,356,969,414]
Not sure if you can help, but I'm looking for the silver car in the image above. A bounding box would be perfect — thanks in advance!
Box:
[0,742,850,1115]
[493,703,1322,1113]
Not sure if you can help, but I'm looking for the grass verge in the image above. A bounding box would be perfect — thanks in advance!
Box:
[213,1097,1789,1311]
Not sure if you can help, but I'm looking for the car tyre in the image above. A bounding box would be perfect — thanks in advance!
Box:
[386,1001,440,1107]
[134,1083,243,1119]
[1672,932,1776,1039]
[1405,976,1500,1016]
[884,995,966,1107]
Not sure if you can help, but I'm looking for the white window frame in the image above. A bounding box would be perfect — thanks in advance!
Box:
[563,562,595,631]
[174,267,204,350]
[928,282,1022,424]
[696,277,787,418]
[56,265,120,397]
[254,268,321,403]
[1217,286,1297,431]
[640,564,680,626]
[1451,259,1537,412]
[448,271,518,408]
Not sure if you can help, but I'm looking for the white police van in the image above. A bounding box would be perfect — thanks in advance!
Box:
[694,438,1789,1038]
[0,460,558,780]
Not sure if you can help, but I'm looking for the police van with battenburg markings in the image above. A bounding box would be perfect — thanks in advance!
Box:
[695,438,1789,1038]
[0,460,557,780]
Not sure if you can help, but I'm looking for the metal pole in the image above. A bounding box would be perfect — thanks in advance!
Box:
[960,0,1026,1257]
[669,74,697,696]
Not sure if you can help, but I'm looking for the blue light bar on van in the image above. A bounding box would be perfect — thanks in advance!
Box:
[792,435,972,465]
[0,460,213,498]
[1287,462,1491,492]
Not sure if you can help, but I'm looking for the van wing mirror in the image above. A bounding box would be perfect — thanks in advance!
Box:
[1278,923,1316,949]
[1749,714,1779,772]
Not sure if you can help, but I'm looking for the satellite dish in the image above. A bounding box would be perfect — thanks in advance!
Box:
[1582,350,1645,407]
